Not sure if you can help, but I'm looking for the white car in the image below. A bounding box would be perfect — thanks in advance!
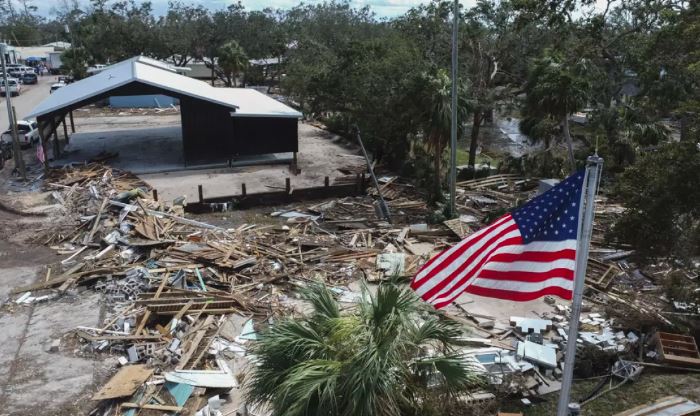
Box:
[50,81,66,93]
[1,120,40,148]
[0,78,21,96]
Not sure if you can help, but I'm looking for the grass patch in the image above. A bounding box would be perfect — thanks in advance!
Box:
[455,149,496,166]
[497,370,700,415]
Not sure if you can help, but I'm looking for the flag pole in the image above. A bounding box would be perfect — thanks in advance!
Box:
[448,0,458,218]
[556,155,603,416]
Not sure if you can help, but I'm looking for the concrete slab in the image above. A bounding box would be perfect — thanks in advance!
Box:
[0,266,39,307]
[0,294,103,414]
[449,292,559,324]
[516,340,557,368]
[55,125,185,173]
[141,123,365,202]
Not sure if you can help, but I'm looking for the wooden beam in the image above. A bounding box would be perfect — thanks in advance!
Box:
[120,403,183,412]
[135,273,168,335]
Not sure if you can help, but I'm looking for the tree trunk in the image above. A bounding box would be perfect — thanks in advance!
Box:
[468,112,482,167]
[562,114,576,173]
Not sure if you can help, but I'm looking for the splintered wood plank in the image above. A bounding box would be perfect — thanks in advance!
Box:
[92,364,153,400]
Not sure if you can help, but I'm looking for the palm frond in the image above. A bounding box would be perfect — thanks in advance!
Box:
[410,318,464,348]
[301,283,341,320]
[412,355,484,393]
[273,359,341,416]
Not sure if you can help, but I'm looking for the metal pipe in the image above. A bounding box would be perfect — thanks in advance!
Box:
[556,155,604,416]
[353,125,390,222]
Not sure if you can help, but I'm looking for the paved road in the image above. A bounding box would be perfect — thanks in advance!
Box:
[0,75,56,129]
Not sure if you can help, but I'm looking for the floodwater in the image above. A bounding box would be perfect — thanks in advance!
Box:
[469,114,543,158]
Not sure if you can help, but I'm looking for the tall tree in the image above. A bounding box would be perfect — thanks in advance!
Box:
[416,69,470,199]
[522,52,591,172]
[216,40,248,87]
[154,2,213,66]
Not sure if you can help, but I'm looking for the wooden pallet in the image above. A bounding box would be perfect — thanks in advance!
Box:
[655,332,700,367]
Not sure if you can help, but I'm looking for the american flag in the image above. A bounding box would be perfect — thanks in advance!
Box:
[411,171,585,309]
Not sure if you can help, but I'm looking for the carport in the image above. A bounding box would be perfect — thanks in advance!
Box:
[26,56,302,169]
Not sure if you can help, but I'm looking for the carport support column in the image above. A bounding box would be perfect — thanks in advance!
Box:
[52,118,61,158]
[62,115,69,144]
[38,126,49,172]
[69,111,75,133]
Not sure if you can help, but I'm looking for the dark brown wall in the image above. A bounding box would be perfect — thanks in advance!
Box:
[180,96,233,165]
[231,116,298,157]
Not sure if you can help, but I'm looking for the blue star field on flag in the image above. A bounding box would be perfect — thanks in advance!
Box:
[510,172,585,243]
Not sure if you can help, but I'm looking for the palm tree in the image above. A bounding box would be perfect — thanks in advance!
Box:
[523,52,590,173]
[217,40,248,87]
[246,282,482,416]
[417,69,470,200]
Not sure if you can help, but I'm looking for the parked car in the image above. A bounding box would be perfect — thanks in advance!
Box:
[21,72,38,84]
[8,66,33,79]
[0,78,21,96]
[57,75,74,84]
[50,81,66,93]
[1,120,40,148]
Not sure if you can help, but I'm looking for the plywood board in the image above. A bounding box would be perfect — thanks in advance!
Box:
[92,364,153,400]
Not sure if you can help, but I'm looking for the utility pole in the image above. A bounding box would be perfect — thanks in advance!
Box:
[1,42,26,180]
[448,0,459,218]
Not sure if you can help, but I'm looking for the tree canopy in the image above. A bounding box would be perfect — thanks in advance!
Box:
[1,0,698,258]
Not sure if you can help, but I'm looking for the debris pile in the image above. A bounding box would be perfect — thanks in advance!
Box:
[7,163,699,414]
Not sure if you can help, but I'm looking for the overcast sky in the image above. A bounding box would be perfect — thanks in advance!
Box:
[36,0,608,19]
[35,0,476,19]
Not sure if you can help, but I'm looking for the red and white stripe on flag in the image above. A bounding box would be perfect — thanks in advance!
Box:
[411,171,585,309]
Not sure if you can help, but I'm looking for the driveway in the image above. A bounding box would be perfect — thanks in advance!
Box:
[0,74,56,128]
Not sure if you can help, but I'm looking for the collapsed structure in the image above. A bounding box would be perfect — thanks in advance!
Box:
[4,164,700,415]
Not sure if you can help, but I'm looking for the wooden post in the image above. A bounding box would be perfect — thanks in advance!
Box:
[69,111,75,133]
[52,131,60,159]
[241,183,246,196]
[51,117,61,158]
[285,178,291,194]
[62,115,69,144]
[198,185,203,203]
[324,176,329,187]
[37,122,49,172]
[152,189,158,201]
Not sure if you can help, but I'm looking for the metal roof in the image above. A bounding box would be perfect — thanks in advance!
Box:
[27,56,301,119]
[218,89,301,118]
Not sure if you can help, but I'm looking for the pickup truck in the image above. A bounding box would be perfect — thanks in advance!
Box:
[0,78,21,96]
[1,120,40,148]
